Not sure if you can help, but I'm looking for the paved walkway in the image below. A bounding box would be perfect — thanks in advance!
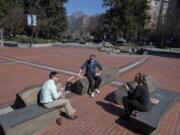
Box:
[37,84,180,135]
[0,46,179,135]
[0,47,142,104]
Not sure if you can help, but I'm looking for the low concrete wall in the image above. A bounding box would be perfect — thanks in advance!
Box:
[6,109,59,135]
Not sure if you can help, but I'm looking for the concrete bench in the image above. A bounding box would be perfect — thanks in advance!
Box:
[0,104,58,135]
[0,82,71,135]
[114,75,160,105]
[113,76,179,134]
[69,68,119,95]
[131,89,179,134]
[12,85,42,109]
[12,83,64,109]
[0,67,119,135]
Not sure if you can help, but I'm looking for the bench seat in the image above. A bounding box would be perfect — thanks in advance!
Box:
[130,89,179,134]
[0,104,58,135]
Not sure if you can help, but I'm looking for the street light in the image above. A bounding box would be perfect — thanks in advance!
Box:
[23,0,37,47]
[0,29,4,47]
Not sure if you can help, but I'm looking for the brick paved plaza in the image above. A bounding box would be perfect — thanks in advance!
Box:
[0,46,179,135]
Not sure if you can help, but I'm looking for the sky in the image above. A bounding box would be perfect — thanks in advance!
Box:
[65,0,106,16]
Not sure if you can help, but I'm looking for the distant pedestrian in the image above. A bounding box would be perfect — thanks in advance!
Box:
[0,40,4,47]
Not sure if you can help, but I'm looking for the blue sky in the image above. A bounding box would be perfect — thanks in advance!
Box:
[65,0,106,16]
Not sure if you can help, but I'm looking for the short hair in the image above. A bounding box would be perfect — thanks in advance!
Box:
[49,71,59,79]
[90,54,95,58]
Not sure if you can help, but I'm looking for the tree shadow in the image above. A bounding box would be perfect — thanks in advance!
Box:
[96,101,141,134]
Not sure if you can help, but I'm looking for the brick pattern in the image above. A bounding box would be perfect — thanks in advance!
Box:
[0,47,142,72]
[0,47,141,104]
[38,85,180,135]
[38,85,133,135]
[0,59,9,64]
[0,63,71,104]
[0,47,179,135]
[119,56,180,91]
[154,101,180,135]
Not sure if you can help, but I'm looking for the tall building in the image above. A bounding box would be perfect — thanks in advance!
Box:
[147,0,169,30]
[78,15,90,29]
[67,11,84,32]
[68,12,92,37]
[166,0,180,47]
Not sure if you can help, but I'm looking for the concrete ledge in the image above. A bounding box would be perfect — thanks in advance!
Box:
[101,68,119,86]
[114,84,128,105]
[130,89,179,134]
[70,77,89,95]
[0,68,119,135]
[0,82,74,135]
[114,75,160,105]
[12,83,63,109]
[14,85,41,108]
[69,68,119,95]
[0,105,58,135]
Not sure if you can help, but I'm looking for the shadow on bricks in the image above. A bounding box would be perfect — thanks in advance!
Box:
[96,101,141,134]
[104,91,117,104]
[96,101,124,116]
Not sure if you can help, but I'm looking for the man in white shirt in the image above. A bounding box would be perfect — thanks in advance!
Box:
[40,71,77,121]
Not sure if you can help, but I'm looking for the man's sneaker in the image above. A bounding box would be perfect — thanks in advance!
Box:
[56,117,62,125]
[88,91,92,95]
[91,92,95,98]
[68,115,78,120]
[95,89,101,94]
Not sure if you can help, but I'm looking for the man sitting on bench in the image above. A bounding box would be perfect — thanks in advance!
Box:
[78,54,103,98]
[122,73,159,120]
[40,71,78,125]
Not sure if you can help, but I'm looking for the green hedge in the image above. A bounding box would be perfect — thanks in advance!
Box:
[9,35,57,44]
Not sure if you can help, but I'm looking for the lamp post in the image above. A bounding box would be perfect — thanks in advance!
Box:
[24,0,37,47]
[0,29,4,47]
[24,0,31,47]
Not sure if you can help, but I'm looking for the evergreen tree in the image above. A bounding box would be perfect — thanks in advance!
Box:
[38,0,68,40]
[102,0,150,41]
[0,0,24,36]
[0,0,68,40]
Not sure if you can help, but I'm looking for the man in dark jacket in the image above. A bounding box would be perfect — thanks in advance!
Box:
[78,54,103,98]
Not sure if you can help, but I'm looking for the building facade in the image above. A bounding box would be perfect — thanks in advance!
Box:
[147,0,169,30]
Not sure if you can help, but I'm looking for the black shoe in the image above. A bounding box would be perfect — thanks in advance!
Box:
[88,91,92,95]
[131,111,138,117]
[121,114,130,120]
[68,115,78,120]
[56,117,62,125]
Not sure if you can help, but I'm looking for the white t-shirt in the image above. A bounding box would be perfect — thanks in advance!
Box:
[40,79,61,104]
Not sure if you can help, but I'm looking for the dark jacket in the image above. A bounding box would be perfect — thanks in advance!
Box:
[80,59,102,76]
[128,85,151,106]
